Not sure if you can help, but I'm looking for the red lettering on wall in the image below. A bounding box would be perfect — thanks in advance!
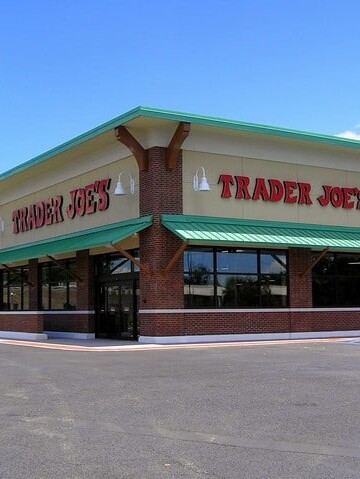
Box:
[218,174,234,198]
[252,178,270,201]
[283,181,298,204]
[12,178,110,234]
[269,179,284,202]
[235,176,251,200]
[85,184,96,214]
[97,178,111,211]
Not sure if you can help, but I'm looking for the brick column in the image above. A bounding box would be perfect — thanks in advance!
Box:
[139,147,185,337]
[28,258,39,310]
[288,248,313,308]
[76,249,95,333]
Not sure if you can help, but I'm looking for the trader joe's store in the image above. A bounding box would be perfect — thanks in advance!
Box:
[1,107,360,343]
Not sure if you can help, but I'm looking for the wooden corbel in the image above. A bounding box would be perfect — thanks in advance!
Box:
[161,241,188,277]
[166,122,191,170]
[111,243,152,276]
[114,126,148,172]
[47,256,84,283]
[300,248,329,277]
[2,264,34,287]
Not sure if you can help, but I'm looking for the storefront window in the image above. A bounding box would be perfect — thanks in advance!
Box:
[0,267,30,311]
[40,260,77,310]
[96,251,140,278]
[313,253,360,307]
[184,248,288,308]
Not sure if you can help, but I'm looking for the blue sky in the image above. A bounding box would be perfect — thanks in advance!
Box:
[1,0,360,174]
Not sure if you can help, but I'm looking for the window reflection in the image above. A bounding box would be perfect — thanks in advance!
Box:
[313,253,360,307]
[97,251,140,276]
[41,260,77,310]
[217,250,257,273]
[184,248,288,309]
[1,266,30,311]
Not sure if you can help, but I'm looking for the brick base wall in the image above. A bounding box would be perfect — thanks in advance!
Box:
[139,310,360,337]
[43,313,95,333]
[0,313,43,333]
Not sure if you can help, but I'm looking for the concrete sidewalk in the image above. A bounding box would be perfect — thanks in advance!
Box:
[0,335,357,352]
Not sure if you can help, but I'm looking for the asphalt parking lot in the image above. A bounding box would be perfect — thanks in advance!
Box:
[1,338,360,479]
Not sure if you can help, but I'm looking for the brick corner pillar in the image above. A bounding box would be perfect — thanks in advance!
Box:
[288,248,313,308]
[28,258,39,311]
[139,146,185,338]
[76,249,95,333]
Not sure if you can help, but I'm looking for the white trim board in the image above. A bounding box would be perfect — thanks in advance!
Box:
[0,310,95,315]
[139,330,360,345]
[139,308,360,314]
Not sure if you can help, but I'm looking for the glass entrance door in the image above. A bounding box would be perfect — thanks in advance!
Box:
[96,280,138,339]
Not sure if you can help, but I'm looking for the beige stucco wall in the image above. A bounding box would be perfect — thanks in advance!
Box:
[183,150,360,227]
[0,155,139,249]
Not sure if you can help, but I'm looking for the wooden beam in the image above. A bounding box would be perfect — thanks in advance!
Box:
[47,256,84,283]
[162,241,188,277]
[114,126,148,172]
[2,264,34,287]
[300,248,329,277]
[111,243,152,276]
[166,122,191,170]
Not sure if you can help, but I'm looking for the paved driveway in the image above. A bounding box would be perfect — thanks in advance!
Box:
[1,339,360,478]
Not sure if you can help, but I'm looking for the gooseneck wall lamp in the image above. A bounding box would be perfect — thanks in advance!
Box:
[113,172,135,196]
[193,167,211,192]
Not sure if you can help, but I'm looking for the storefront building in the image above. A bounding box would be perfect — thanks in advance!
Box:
[1,107,360,342]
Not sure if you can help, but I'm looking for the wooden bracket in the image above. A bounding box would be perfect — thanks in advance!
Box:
[300,248,329,277]
[162,241,188,277]
[111,243,152,276]
[47,255,84,283]
[166,122,191,170]
[114,126,148,172]
[2,264,34,287]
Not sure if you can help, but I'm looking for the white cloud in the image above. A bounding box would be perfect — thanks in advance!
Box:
[335,130,360,141]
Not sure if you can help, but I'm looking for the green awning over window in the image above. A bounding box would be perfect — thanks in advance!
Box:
[0,216,152,264]
[162,215,360,251]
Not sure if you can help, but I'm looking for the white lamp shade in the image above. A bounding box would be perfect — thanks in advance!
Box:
[199,175,211,191]
[193,167,211,192]
[114,180,126,196]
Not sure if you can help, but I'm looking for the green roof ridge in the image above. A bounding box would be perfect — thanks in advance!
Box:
[1,106,360,182]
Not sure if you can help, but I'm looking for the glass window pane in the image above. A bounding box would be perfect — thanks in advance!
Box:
[9,285,21,310]
[184,274,215,308]
[68,282,77,309]
[336,254,360,275]
[217,274,259,307]
[260,274,287,307]
[3,286,9,310]
[337,276,360,306]
[313,276,336,306]
[313,254,335,276]
[42,285,49,310]
[260,252,287,274]
[23,284,30,310]
[184,250,214,274]
[51,284,67,310]
[217,250,257,274]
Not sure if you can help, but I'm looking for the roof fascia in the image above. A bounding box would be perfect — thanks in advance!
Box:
[2,106,360,182]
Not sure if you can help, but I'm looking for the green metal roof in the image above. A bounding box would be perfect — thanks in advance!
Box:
[0,216,152,265]
[2,106,360,182]
[162,215,360,251]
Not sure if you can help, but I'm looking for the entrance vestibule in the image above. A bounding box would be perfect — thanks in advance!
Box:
[95,252,139,339]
